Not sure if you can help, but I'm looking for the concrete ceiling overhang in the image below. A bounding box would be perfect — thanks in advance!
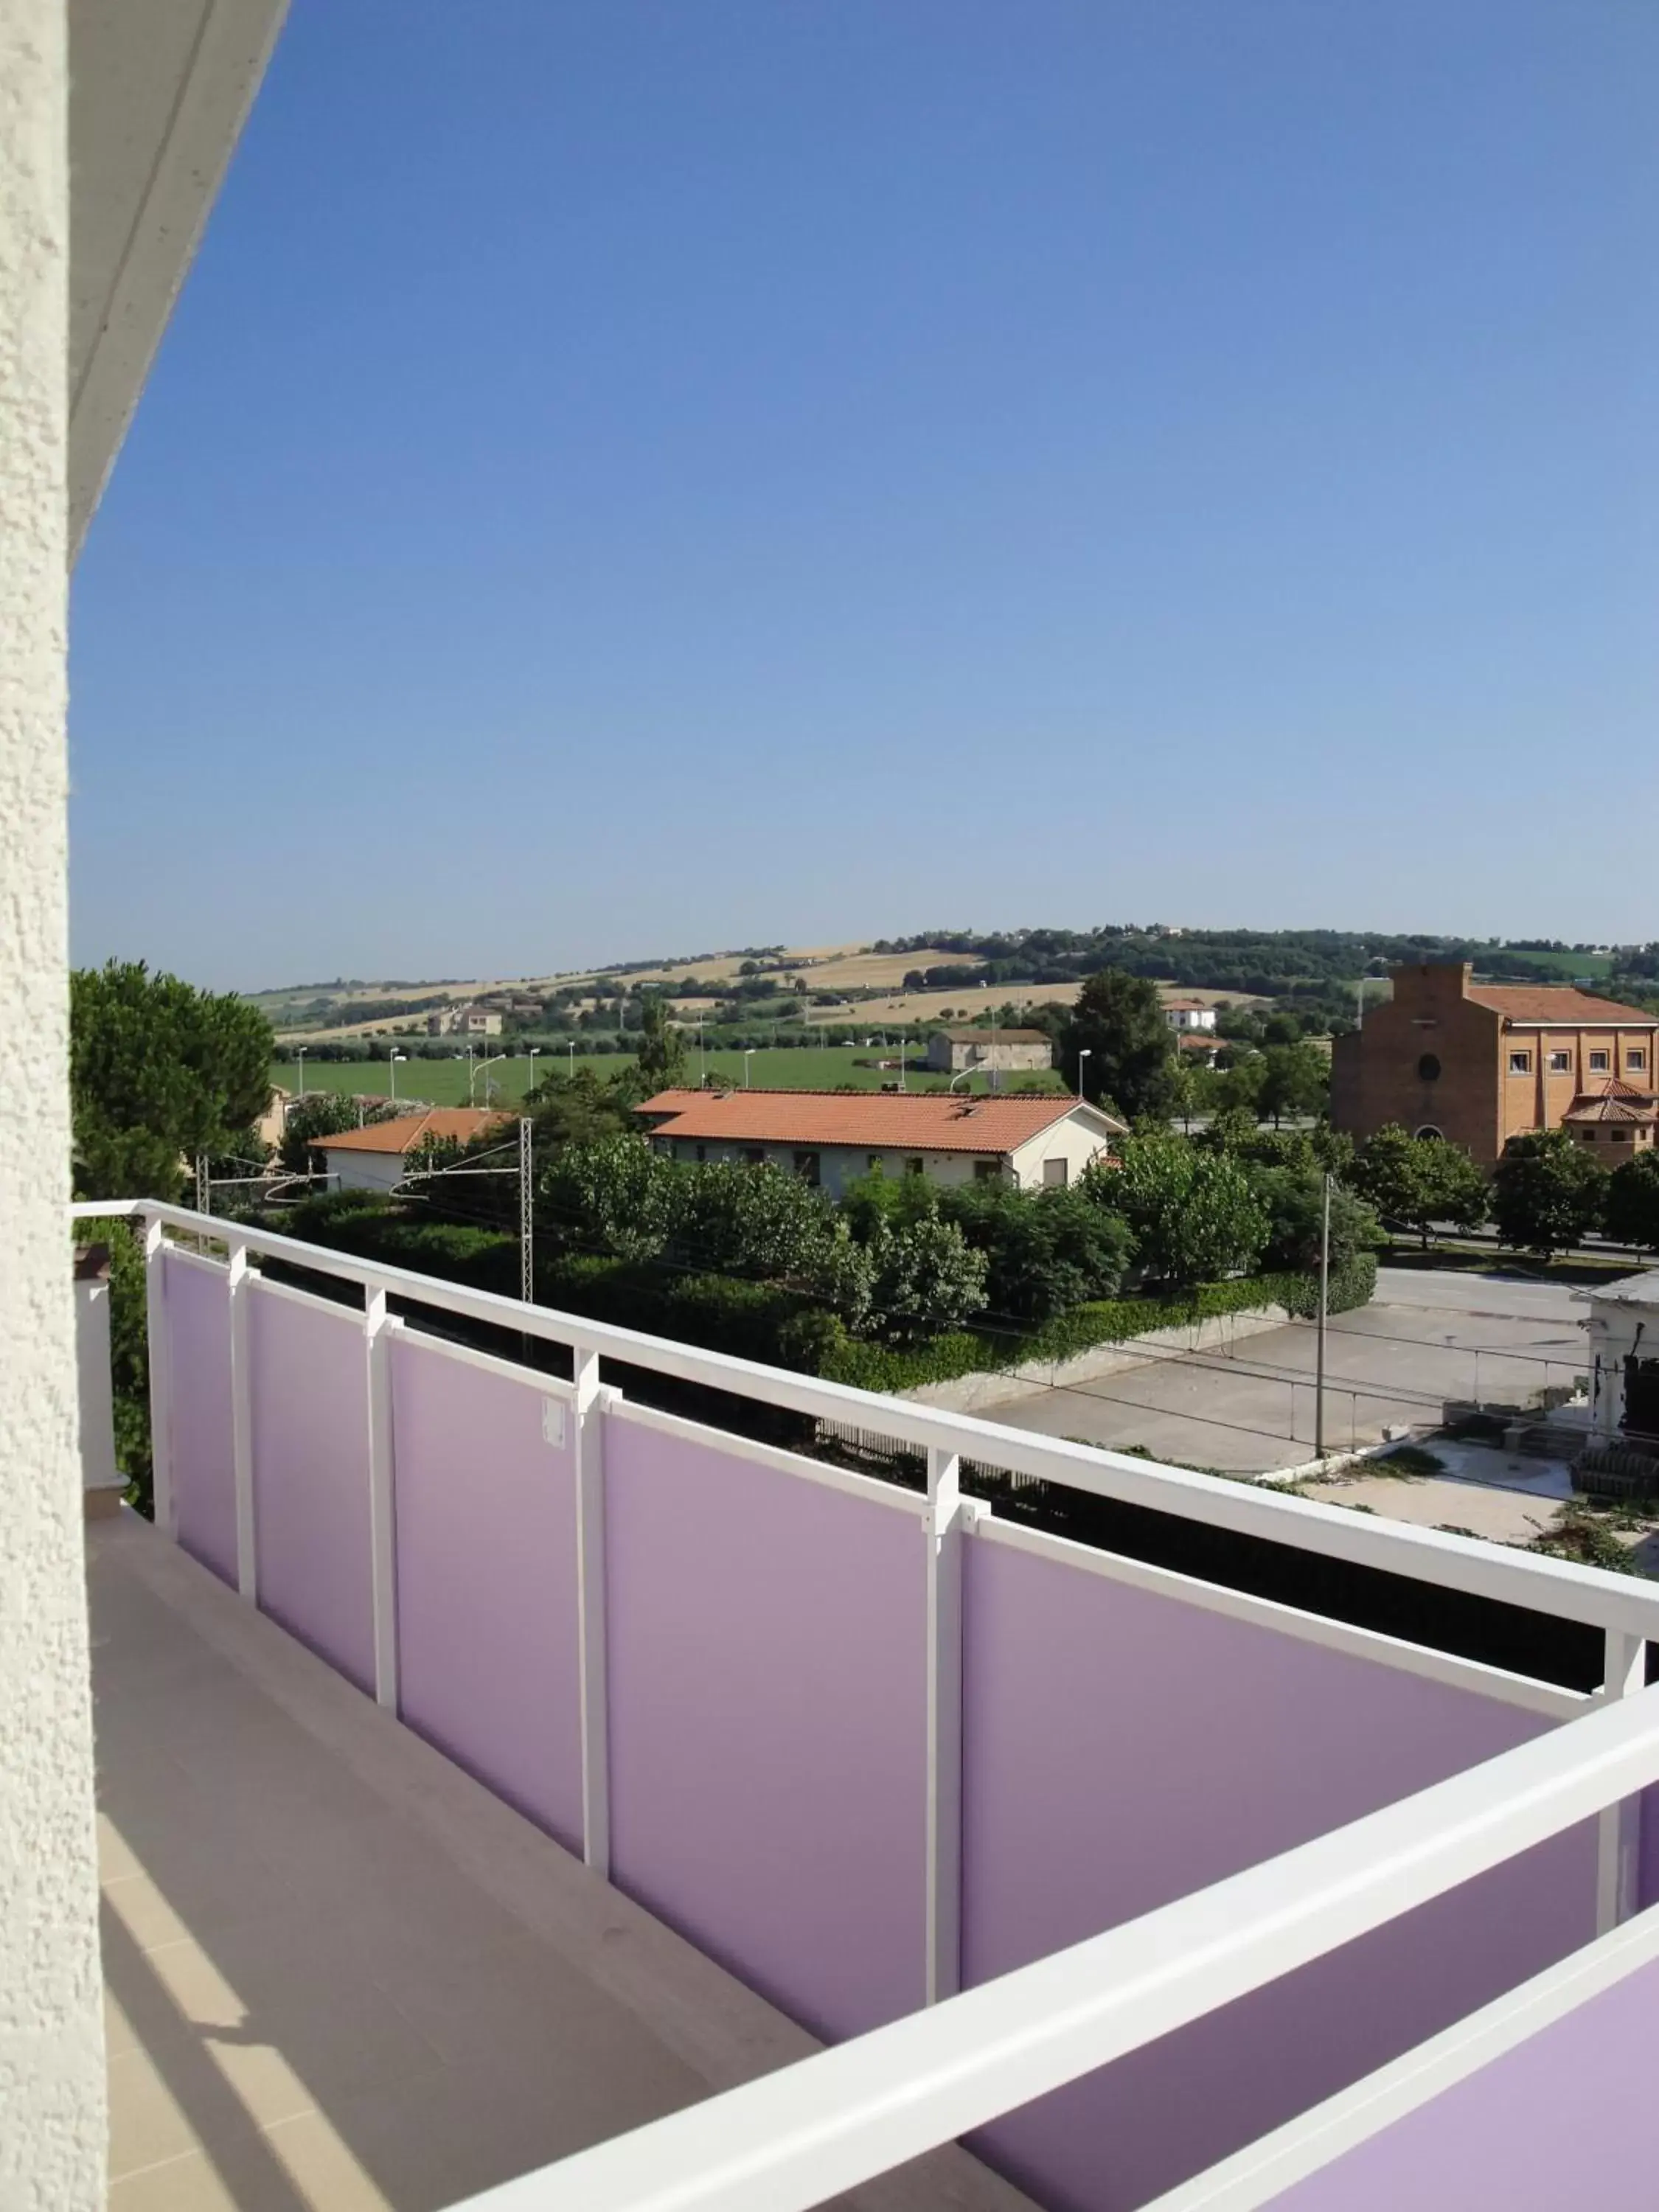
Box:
[69,0,288,557]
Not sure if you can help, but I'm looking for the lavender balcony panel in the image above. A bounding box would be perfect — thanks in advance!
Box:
[1639,1782,1659,1908]
[962,1534,1596,2211]
[163,1252,236,1587]
[390,1338,582,1852]
[1262,1947,1659,2211]
[248,1283,374,1693]
[605,1417,926,2042]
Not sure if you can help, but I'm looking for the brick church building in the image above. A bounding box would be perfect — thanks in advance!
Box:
[1330,962,1659,1169]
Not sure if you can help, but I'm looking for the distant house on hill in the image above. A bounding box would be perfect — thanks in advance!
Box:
[925,1026,1053,1076]
[312,1108,509,1193]
[425,1004,503,1038]
[634,1089,1124,1197]
[1162,998,1217,1034]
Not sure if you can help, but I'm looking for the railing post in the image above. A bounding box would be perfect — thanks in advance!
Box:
[227,1242,257,1604]
[925,1445,968,2004]
[365,1288,400,1711]
[573,1349,611,1874]
[142,1214,175,1538]
[1597,1629,1646,1933]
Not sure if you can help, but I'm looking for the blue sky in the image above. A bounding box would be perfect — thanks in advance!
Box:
[70,1,1658,990]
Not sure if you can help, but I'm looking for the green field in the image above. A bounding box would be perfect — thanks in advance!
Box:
[271,1046,1068,1107]
[1485,950,1614,981]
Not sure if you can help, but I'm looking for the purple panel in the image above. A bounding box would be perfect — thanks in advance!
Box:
[164,1253,236,1587]
[963,1537,1597,2212]
[248,1284,375,1693]
[605,1417,926,2042]
[1265,1948,1659,2210]
[391,1338,582,1853]
[1638,1783,1659,1909]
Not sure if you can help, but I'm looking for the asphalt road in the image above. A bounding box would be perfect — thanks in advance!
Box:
[984,1265,1593,1476]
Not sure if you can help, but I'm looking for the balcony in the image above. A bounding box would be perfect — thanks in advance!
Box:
[79,1200,1659,2211]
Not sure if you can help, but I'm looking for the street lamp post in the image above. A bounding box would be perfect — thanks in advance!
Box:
[389,1048,406,1104]
[1077,1047,1092,1101]
[567,1039,575,1079]
[743,1048,756,1088]
[295,1047,307,1100]
[526,1047,540,1102]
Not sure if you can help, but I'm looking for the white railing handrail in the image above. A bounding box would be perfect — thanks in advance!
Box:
[71,1196,1659,1640]
[441,1680,1659,2212]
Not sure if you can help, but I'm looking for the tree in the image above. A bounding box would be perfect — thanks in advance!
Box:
[526,1067,640,1153]
[636,992,688,1092]
[931,1180,1133,1321]
[665,1161,837,1279]
[71,961,274,1200]
[861,1215,989,1344]
[1349,1124,1489,1249]
[278,1091,397,1173]
[540,1135,674,1259]
[1058,971,1179,1121]
[1490,1129,1607,1261]
[1250,1166,1380,1275]
[1256,1041,1329,1127]
[1605,1150,1659,1253]
[1094,1134,1269,1287]
[1211,1051,1266,1120]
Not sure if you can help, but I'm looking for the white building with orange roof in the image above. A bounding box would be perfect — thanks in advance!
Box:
[635,1089,1125,1197]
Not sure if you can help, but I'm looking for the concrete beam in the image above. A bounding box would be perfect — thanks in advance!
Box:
[68,0,288,556]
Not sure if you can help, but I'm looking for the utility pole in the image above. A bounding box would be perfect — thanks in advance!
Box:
[1315,1172,1331,1457]
[519,1117,533,1304]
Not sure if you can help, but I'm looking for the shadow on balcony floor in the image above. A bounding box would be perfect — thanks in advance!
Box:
[90,1513,1029,2212]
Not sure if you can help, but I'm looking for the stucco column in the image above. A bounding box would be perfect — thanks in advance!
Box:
[0,4,107,2201]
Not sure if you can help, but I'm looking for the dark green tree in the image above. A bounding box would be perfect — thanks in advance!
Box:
[1095,1134,1269,1287]
[1349,1124,1489,1248]
[930,1180,1133,1321]
[1490,1129,1607,1260]
[71,961,274,1200]
[1059,971,1179,1121]
[526,1067,641,1152]
[1256,1041,1329,1127]
[1604,1150,1659,1253]
[635,992,689,1091]
[1249,1167,1381,1274]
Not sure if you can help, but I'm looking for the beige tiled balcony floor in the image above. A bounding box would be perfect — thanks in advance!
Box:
[91,1513,1033,2212]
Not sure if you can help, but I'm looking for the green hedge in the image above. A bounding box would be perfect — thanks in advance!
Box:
[815,1255,1378,1394]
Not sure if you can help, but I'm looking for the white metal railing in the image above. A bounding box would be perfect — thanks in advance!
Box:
[438,1680,1659,2212]
[72,1197,1659,1643]
[74,1198,1659,2209]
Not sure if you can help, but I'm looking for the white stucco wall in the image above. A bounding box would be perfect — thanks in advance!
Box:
[1007,1117,1115,1189]
[656,1109,1117,1197]
[315,1145,411,1194]
[0,7,107,2197]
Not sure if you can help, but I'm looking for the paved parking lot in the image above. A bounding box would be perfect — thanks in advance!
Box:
[986,1268,1591,1476]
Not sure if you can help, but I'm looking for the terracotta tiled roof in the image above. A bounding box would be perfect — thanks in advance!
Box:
[1562,1080,1659,1127]
[634,1089,1123,1153]
[314,1108,509,1155]
[1466,984,1659,1024]
[936,1026,1051,1045]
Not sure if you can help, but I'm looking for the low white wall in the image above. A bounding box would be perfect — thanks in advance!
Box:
[899,1304,1293,1413]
